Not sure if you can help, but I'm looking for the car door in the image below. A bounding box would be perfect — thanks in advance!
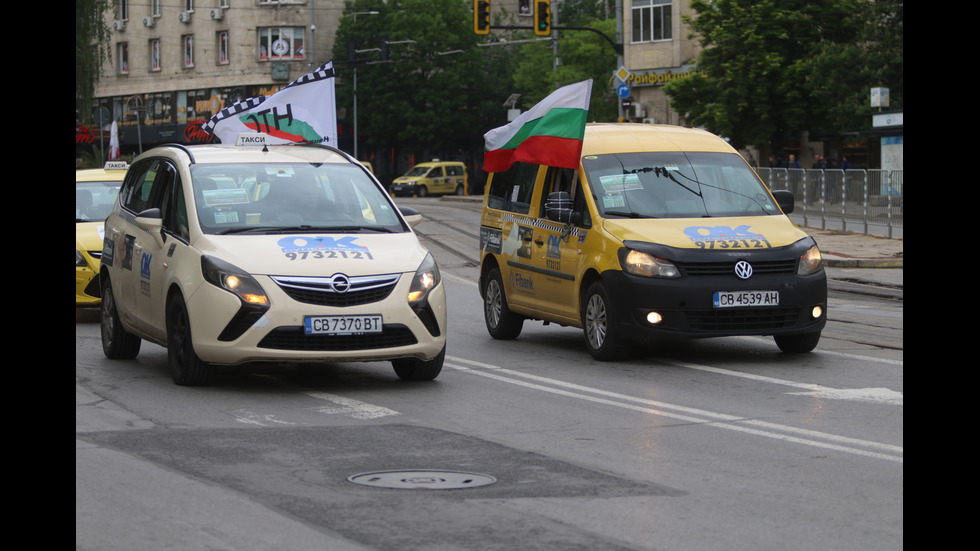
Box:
[524,167,588,323]
[110,159,159,332]
[427,166,446,194]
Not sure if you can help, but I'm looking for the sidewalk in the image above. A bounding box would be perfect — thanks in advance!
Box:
[802,226,903,297]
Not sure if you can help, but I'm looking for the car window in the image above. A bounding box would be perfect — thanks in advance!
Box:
[582,152,780,219]
[445,165,463,176]
[428,167,444,178]
[76,179,122,222]
[190,162,404,234]
[487,161,539,214]
[122,160,161,214]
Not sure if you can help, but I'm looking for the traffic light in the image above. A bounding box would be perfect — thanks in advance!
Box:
[534,0,551,36]
[474,0,491,35]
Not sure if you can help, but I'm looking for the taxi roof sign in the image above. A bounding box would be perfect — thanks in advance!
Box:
[236,133,272,147]
[104,161,129,171]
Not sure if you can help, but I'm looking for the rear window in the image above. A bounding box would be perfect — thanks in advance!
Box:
[582,152,780,219]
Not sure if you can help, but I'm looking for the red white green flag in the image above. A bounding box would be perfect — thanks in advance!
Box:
[483,79,593,173]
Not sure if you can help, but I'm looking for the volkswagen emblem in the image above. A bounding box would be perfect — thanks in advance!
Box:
[329,273,351,293]
[734,260,753,280]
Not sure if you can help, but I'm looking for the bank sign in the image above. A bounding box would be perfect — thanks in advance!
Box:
[627,64,704,88]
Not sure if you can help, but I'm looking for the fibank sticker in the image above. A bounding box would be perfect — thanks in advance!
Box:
[684,225,772,249]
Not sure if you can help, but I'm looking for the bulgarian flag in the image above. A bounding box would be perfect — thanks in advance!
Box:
[483,79,593,173]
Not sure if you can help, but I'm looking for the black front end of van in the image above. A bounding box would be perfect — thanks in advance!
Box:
[603,237,827,341]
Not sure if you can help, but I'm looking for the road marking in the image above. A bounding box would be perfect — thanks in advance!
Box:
[659,359,903,405]
[446,356,902,463]
[303,391,401,420]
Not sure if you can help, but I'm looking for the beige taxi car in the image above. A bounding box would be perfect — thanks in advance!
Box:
[100,135,447,385]
[479,124,826,360]
[390,160,467,197]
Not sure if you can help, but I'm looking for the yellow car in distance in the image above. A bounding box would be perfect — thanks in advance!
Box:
[76,161,128,306]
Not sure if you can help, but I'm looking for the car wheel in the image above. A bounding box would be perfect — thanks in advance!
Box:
[392,345,445,381]
[583,281,630,361]
[417,186,428,197]
[483,267,523,339]
[166,294,213,386]
[455,185,464,195]
[101,277,141,359]
[774,331,821,353]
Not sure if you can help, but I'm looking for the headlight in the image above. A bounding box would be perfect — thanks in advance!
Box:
[76,250,88,267]
[407,253,441,305]
[621,249,681,279]
[797,245,823,275]
[201,255,269,306]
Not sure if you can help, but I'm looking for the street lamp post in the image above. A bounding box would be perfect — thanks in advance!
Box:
[353,11,379,160]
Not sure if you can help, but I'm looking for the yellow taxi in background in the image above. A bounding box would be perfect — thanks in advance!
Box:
[390,160,467,197]
[479,124,827,359]
[76,161,128,306]
[100,135,446,385]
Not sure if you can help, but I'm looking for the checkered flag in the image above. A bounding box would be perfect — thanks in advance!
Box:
[202,61,337,146]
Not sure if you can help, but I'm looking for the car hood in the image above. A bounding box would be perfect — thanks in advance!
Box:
[193,232,431,277]
[600,215,811,250]
[76,221,106,251]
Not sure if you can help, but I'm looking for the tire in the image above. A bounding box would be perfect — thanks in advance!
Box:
[101,277,141,359]
[774,331,821,353]
[392,345,445,381]
[166,294,214,386]
[582,281,631,361]
[455,185,464,195]
[417,185,428,197]
[482,267,523,339]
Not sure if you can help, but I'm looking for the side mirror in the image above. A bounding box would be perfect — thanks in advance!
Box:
[400,206,422,228]
[135,208,165,247]
[771,190,794,214]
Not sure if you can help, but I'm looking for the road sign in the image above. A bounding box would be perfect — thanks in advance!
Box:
[615,66,631,82]
[617,83,630,99]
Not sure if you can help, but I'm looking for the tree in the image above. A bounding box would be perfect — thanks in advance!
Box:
[664,0,902,151]
[512,17,619,122]
[332,0,514,159]
[76,0,113,124]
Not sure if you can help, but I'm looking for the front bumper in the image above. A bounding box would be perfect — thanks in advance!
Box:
[186,272,447,365]
[603,240,827,339]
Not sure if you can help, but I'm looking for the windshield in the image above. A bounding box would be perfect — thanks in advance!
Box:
[582,152,780,219]
[77,180,122,222]
[403,166,432,177]
[190,162,406,235]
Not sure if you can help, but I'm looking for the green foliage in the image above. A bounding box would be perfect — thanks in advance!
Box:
[665,0,902,150]
[76,0,113,123]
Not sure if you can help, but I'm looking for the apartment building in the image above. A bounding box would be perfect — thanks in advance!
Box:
[90,0,346,153]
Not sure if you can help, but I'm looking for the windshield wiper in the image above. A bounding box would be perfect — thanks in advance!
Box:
[217,225,397,235]
[603,210,655,219]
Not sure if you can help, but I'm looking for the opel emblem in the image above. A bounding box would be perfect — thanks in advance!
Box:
[734,260,753,280]
[330,273,351,293]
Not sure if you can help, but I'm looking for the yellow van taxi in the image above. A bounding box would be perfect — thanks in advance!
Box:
[391,160,467,197]
[76,161,128,306]
[478,123,827,359]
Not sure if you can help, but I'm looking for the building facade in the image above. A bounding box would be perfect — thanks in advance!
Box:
[85,0,346,156]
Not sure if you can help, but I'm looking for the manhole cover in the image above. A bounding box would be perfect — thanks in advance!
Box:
[347,470,497,490]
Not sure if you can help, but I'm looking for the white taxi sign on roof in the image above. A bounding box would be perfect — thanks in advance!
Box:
[104,161,129,171]
[236,133,272,147]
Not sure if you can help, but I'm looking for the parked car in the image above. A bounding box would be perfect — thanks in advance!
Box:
[76,161,128,306]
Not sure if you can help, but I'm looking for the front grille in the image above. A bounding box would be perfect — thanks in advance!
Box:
[257,324,418,351]
[272,274,400,307]
[681,259,798,277]
[685,307,802,332]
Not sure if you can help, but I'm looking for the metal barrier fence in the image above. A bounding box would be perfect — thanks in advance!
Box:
[755,167,904,238]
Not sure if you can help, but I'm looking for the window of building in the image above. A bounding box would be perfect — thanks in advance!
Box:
[150,39,161,71]
[150,0,160,17]
[218,31,229,64]
[118,0,129,20]
[258,27,305,60]
[631,0,672,43]
[118,42,129,74]
[183,35,194,68]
